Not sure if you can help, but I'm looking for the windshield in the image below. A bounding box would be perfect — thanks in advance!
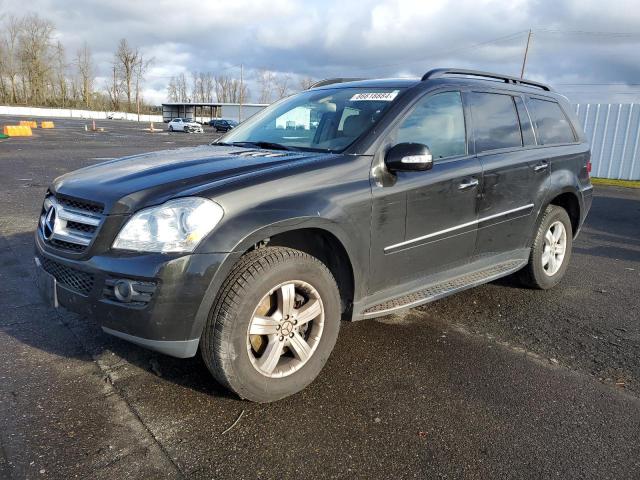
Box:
[221,87,403,152]
[184,118,194,122]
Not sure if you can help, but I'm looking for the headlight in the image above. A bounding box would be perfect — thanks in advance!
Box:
[112,197,224,253]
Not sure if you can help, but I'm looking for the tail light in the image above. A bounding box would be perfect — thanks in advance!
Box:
[586,160,592,175]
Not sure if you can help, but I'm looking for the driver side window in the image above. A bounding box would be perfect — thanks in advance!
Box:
[395,91,466,160]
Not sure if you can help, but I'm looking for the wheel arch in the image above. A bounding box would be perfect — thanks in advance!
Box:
[189,221,359,341]
[264,227,355,320]
[548,190,581,237]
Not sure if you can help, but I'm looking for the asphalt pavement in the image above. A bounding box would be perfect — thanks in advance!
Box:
[1,115,639,479]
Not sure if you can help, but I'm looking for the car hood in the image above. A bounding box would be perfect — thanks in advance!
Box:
[51,145,323,214]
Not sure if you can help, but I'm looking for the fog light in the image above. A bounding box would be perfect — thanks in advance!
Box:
[114,279,134,303]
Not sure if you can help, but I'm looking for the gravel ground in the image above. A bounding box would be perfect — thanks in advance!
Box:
[1,115,639,479]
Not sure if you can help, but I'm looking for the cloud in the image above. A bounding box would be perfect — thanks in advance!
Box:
[2,0,639,104]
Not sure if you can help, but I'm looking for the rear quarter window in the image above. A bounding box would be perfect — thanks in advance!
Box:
[527,98,576,145]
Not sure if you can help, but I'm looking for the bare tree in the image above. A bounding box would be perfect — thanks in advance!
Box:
[298,76,315,91]
[167,76,179,102]
[191,72,201,102]
[53,41,68,107]
[134,55,152,118]
[114,38,139,110]
[175,72,189,102]
[107,63,122,110]
[201,72,214,102]
[75,41,93,108]
[18,13,55,104]
[274,73,290,99]
[1,15,22,103]
[191,71,215,103]
[215,74,249,103]
[257,69,275,104]
[214,75,231,102]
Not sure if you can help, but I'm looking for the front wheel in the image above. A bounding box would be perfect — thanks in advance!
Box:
[519,205,573,289]
[201,247,341,402]
[168,125,173,132]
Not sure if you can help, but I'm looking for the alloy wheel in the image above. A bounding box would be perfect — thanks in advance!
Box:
[247,280,324,378]
[541,220,567,276]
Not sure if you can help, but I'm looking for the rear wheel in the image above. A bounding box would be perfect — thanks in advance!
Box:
[201,247,341,402]
[519,205,573,289]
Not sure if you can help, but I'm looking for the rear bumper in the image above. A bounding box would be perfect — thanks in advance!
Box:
[35,232,234,357]
[577,184,594,236]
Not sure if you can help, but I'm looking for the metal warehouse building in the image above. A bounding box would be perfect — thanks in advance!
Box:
[574,103,640,181]
[161,102,268,124]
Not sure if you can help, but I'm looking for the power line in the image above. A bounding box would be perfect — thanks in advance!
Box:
[559,83,640,86]
[356,30,530,72]
[535,28,640,38]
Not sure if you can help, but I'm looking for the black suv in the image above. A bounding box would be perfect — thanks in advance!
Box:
[35,69,592,402]
[210,119,238,132]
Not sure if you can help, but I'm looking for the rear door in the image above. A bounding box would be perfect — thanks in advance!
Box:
[369,90,483,293]
[469,90,549,257]
[526,96,583,193]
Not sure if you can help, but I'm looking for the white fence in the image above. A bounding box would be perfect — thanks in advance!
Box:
[574,103,640,180]
[0,105,162,123]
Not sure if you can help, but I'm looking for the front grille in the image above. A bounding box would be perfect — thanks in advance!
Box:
[50,239,86,252]
[67,221,97,234]
[40,195,103,254]
[56,195,104,214]
[40,257,95,295]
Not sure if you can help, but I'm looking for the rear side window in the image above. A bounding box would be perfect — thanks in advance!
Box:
[395,91,466,160]
[470,92,522,153]
[527,99,576,145]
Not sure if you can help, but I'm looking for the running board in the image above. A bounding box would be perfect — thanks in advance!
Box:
[361,259,526,318]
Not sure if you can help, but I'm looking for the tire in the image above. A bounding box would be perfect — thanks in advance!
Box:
[519,204,573,289]
[201,247,341,402]
[168,125,173,132]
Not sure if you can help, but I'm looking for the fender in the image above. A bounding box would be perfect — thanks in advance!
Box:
[187,216,363,341]
[188,152,374,340]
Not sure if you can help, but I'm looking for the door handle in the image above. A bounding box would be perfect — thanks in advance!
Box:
[458,178,479,190]
[534,161,549,172]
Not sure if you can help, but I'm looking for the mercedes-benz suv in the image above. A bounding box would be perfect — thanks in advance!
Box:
[35,68,593,402]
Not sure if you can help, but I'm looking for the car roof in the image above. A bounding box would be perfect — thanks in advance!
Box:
[312,69,560,99]
[312,78,420,90]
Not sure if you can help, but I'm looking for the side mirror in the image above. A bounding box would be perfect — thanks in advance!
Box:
[385,143,433,172]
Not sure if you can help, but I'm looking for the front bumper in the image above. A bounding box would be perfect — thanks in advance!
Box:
[35,233,233,357]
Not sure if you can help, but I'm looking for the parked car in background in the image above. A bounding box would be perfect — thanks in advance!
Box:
[168,118,203,133]
[35,68,592,403]
[210,119,238,132]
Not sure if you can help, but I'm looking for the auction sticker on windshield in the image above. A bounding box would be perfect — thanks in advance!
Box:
[350,90,399,102]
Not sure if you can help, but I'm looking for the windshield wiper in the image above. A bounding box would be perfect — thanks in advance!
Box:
[228,141,297,151]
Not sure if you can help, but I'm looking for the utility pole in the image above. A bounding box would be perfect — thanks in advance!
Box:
[520,29,532,79]
[239,63,243,122]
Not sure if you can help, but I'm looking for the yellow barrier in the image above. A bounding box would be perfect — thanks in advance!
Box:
[19,120,38,128]
[41,121,55,129]
[3,125,33,137]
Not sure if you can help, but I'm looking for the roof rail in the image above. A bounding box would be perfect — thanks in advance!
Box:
[421,68,552,92]
[309,78,366,89]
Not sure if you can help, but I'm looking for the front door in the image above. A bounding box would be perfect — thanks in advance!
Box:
[369,90,482,294]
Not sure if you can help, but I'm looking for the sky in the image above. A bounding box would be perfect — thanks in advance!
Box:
[2,0,640,105]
